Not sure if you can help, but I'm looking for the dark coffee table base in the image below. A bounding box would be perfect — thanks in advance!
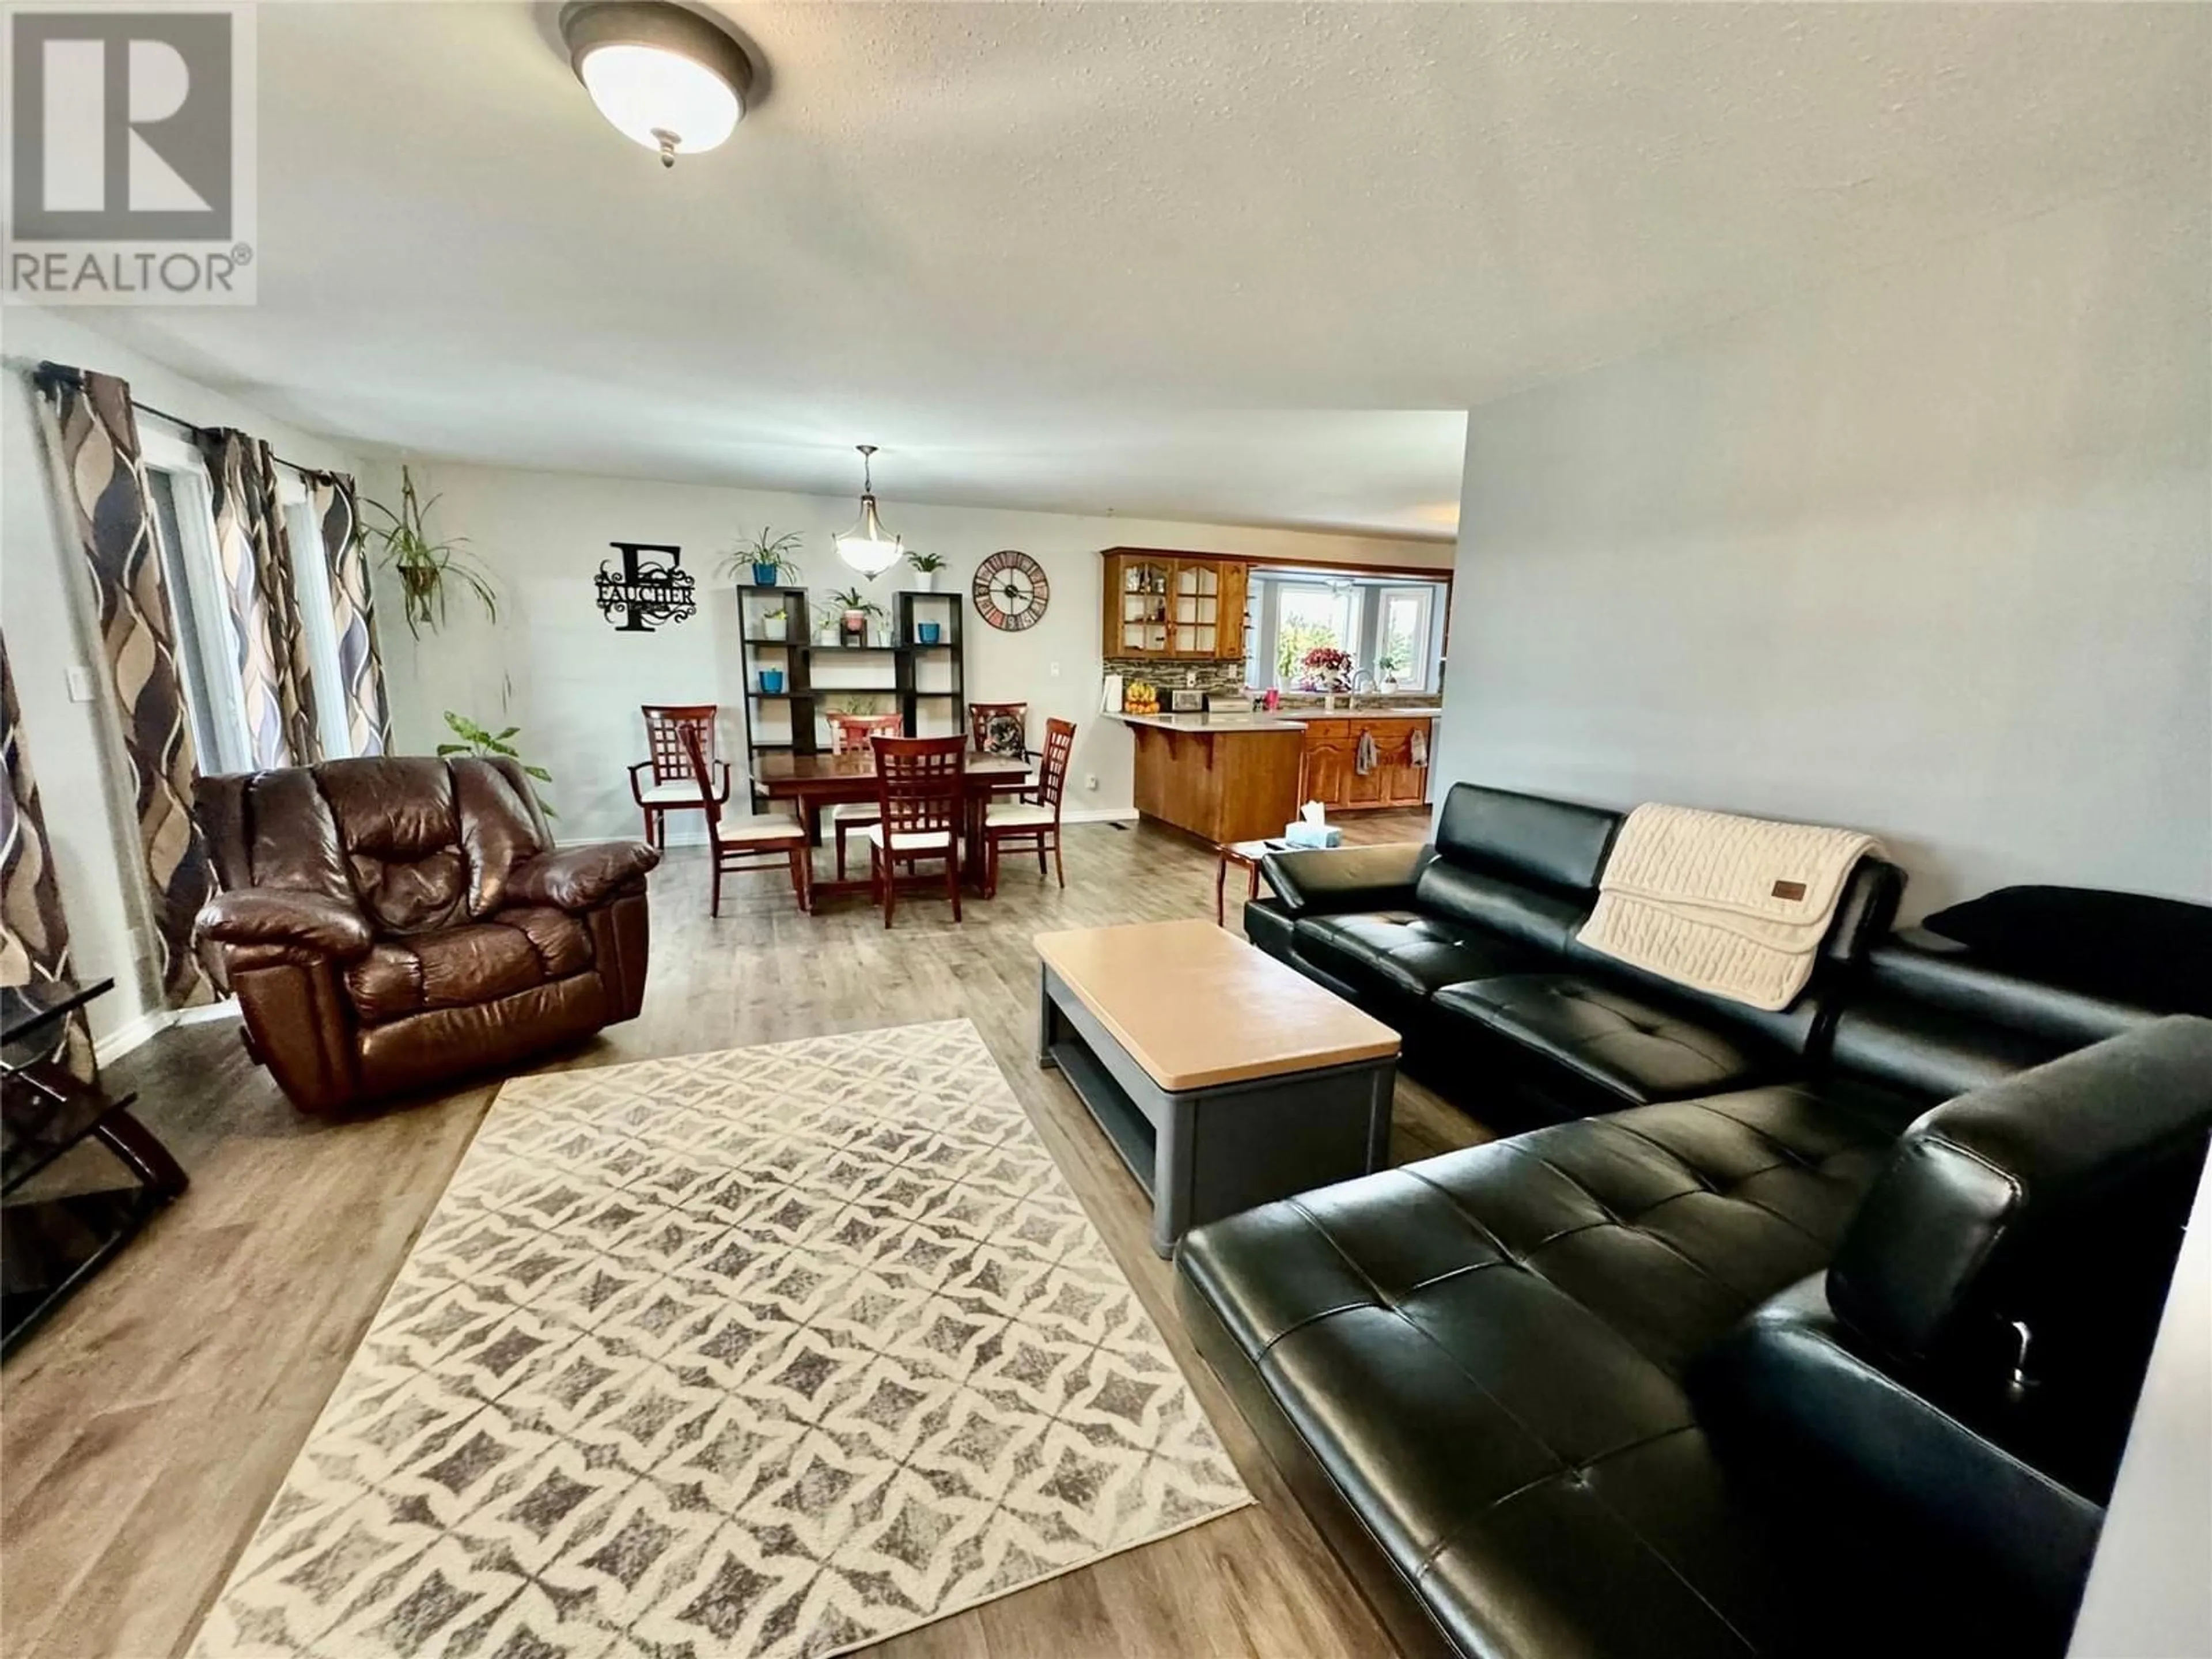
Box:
[3,981,190,1358]
[1038,962,1393,1256]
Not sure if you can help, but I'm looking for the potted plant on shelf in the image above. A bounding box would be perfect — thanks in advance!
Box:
[438,711,556,819]
[905,549,947,592]
[721,527,805,589]
[827,585,884,645]
[762,606,788,642]
[363,467,499,638]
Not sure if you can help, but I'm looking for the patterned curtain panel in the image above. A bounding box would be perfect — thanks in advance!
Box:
[30,365,215,1009]
[305,470,393,756]
[0,638,94,1080]
[201,429,320,768]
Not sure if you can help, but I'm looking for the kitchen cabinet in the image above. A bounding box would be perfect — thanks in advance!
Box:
[1102,549,1249,661]
[1301,722,1352,808]
[1298,716,1433,811]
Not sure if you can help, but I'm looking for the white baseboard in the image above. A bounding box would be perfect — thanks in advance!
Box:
[93,1009,168,1066]
[91,996,240,1066]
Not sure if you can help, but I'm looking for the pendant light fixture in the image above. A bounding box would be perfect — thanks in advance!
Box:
[560,2,754,169]
[832,445,905,578]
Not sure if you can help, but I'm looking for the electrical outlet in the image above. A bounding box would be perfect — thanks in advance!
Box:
[1084,774,1099,792]
[1048,661,1061,679]
[65,664,96,703]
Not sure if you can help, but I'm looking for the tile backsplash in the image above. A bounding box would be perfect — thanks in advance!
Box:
[1101,657,1444,711]
[1103,657,1249,696]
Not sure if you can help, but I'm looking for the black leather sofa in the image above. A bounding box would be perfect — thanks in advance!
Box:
[1177,1017,2212,1658]
[1247,783,2166,1124]
[1197,782,2203,1657]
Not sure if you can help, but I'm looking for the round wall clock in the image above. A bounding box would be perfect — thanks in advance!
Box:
[972,550,1051,631]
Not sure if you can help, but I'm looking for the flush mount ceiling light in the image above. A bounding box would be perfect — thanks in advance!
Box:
[833,445,904,578]
[559,1,753,168]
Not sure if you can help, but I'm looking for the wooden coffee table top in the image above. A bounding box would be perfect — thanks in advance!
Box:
[1035,919,1399,1092]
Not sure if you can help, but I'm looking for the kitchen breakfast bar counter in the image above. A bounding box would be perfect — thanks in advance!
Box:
[1118,706,1441,841]
[1118,713,1308,844]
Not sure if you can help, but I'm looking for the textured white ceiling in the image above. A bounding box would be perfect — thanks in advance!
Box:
[81,1,2209,537]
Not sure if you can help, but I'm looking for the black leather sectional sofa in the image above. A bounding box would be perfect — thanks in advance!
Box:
[1179,783,2211,1658]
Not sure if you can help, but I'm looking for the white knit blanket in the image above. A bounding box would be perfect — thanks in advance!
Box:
[1578,804,1882,1011]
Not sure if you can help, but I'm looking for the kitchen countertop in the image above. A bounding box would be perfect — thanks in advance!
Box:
[1114,712,1308,734]
[1113,707,1441,733]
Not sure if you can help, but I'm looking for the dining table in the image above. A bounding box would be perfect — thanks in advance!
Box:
[753,749,1035,902]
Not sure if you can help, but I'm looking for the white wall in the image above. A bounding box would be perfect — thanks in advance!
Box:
[1433,172,2211,918]
[2067,1149,2212,1657]
[0,308,363,1050]
[367,460,1452,843]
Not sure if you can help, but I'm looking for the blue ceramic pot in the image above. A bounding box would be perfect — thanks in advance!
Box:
[752,563,780,586]
[760,669,785,694]
[917,622,942,645]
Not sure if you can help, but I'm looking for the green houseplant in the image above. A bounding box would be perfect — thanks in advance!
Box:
[438,711,556,820]
[363,467,499,638]
[905,549,947,593]
[827,585,885,643]
[721,527,805,588]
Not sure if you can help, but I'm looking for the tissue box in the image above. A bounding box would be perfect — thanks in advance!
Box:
[1283,821,1343,849]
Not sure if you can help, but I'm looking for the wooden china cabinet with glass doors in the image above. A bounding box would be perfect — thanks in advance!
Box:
[1100,550,1249,662]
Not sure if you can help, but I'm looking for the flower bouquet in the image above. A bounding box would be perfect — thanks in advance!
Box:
[1297,645,1355,691]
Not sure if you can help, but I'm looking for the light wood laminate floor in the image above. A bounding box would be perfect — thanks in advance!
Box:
[3,812,1484,1659]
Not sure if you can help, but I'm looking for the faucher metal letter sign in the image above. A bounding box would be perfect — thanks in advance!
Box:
[595,542,697,633]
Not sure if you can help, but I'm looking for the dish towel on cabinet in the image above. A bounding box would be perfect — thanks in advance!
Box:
[1410,726,1428,767]
[1354,728,1380,777]
[1577,803,1882,1011]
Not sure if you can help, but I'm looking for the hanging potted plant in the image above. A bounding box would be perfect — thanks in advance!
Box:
[905,549,947,593]
[363,467,499,638]
[828,585,884,645]
[720,527,805,589]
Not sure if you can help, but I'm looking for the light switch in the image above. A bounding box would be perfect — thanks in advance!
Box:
[1048,662,1061,679]
[65,665,96,703]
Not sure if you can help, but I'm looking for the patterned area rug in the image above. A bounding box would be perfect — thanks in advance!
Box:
[194,1021,1251,1659]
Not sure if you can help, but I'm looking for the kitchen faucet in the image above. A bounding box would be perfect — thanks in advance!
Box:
[1349,668,1376,706]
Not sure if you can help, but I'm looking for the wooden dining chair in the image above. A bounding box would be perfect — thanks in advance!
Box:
[631,705,727,850]
[866,734,965,927]
[682,726,810,915]
[827,712,905,881]
[982,718,1076,896]
[828,711,903,753]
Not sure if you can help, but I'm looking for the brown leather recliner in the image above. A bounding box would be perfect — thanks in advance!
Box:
[193,755,660,1114]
